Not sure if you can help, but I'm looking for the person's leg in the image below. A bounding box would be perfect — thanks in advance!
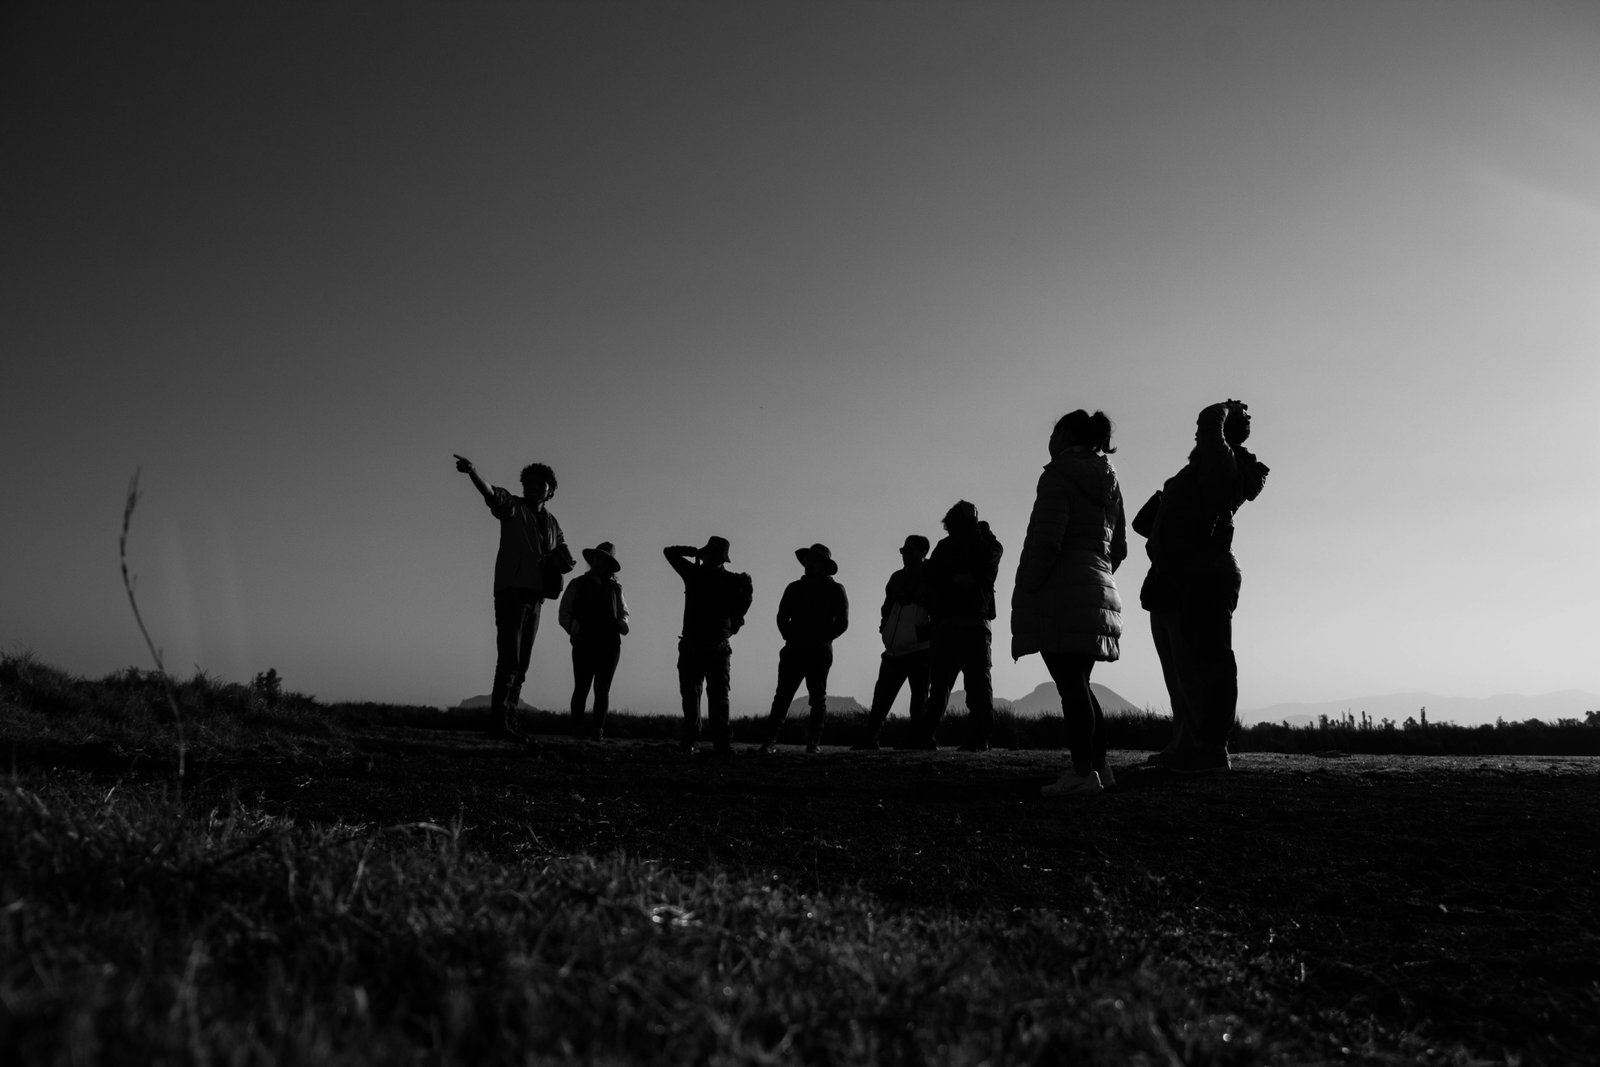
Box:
[570,641,595,733]
[804,645,833,749]
[505,596,540,722]
[490,592,537,738]
[706,642,733,751]
[1087,662,1109,770]
[1181,598,1237,749]
[1042,651,1095,773]
[764,644,805,747]
[489,593,518,726]
[959,630,995,750]
[905,648,930,730]
[677,640,704,750]
[1149,610,1192,758]
[589,640,621,738]
[861,653,910,746]
[921,630,959,747]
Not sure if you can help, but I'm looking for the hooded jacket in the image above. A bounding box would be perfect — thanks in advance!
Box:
[1010,447,1127,660]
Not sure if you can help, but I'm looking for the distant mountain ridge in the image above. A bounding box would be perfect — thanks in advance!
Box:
[943,682,1142,717]
[785,695,868,716]
[1239,690,1600,727]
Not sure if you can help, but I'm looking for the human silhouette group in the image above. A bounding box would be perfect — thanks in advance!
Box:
[453,399,1267,797]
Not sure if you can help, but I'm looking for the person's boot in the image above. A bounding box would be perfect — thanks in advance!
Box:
[852,710,888,750]
[487,712,528,744]
[958,716,991,752]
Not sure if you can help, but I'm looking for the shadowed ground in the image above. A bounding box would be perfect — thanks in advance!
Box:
[203,738,1600,1051]
[10,724,1599,1063]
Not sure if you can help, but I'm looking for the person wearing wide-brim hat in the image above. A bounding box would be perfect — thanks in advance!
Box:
[559,541,630,740]
[664,536,754,754]
[759,543,850,755]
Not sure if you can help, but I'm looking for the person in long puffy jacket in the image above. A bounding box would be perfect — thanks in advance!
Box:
[1011,410,1127,798]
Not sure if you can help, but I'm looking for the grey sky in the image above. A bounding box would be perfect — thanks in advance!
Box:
[4,2,1597,714]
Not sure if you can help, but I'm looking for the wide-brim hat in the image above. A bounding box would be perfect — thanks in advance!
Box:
[695,536,731,564]
[582,541,620,574]
[795,542,838,575]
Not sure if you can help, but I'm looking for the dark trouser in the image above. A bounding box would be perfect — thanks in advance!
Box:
[490,590,542,727]
[1041,652,1107,771]
[1150,591,1238,749]
[865,648,930,738]
[765,643,833,744]
[924,626,994,744]
[570,638,621,732]
[678,637,732,748]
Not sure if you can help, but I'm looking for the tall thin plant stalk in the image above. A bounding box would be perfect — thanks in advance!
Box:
[120,469,186,786]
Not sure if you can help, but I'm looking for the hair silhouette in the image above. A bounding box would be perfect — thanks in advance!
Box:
[520,463,557,494]
[1050,409,1115,455]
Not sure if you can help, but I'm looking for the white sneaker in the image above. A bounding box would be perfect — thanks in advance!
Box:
[1092,761,1117,789]
[1040,769,1103,798]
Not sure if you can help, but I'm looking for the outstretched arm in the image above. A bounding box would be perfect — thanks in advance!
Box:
[453,455,494,504]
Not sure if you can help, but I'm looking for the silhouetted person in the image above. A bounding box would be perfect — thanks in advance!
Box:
[855,534,932,750]
[664,537,754,754]
[1011,411,1128,798]
[759,544,849,754]
[558,541,629,740]
[920,501,1004,750]
[454,455,575,744]
[1135,400,1269,774]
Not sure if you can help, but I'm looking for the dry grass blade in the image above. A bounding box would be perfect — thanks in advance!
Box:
[119,468,186,786]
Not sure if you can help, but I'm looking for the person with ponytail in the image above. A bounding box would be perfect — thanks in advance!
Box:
[1011,409,1128,797]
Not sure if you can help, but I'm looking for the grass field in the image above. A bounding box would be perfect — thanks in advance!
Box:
[3,656,1598,1065]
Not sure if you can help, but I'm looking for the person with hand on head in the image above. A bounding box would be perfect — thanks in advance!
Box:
[1011,410,1127,799]
[854,534,932,751]
[454,454,575,745]
[758,543,849,755]
[664,537,754,754]
[558,541,630,741]
[1134,399,1270,774]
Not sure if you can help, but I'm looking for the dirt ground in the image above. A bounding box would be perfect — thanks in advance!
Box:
[100,733,1600,1060]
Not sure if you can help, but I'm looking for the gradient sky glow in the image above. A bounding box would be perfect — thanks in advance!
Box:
[4,2,1598,716]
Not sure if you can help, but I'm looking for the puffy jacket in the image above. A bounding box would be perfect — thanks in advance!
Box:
[1010,447,1127,660]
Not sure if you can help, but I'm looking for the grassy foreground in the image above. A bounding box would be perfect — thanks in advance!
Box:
[4,655,1598,1065]
[2,780,1270,1065]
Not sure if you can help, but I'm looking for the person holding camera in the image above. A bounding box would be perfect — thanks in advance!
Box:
[455,455,575,745]
[1133,400,1269,774]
